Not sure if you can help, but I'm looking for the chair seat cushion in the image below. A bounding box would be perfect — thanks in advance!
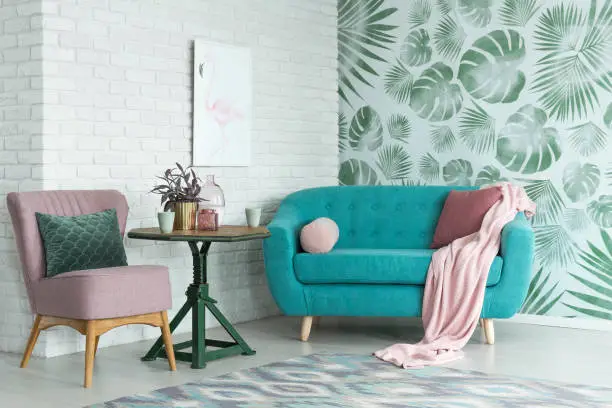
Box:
[33,265,172,320]
[294,249,503,286]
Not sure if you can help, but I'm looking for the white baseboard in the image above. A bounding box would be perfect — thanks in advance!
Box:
[507,314,612,332]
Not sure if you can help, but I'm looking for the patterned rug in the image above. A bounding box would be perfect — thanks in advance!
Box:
[89,353,612,407]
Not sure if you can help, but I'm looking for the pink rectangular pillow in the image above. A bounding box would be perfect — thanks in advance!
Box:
[431,187,503,249]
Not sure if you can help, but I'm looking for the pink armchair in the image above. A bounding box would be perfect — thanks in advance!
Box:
[7,190,176,388]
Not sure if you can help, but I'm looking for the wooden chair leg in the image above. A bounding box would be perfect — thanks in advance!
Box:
[84,320,96,388]
[21,315,42,368]
[94,336,100,357]
[160,311,176,371]
[301,316,313,342]
[482,318,495,345]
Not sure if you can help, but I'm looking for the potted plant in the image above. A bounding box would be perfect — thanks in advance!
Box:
[151,163,203,230]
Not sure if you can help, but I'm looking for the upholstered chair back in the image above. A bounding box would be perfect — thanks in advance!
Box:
[7,190,129,311]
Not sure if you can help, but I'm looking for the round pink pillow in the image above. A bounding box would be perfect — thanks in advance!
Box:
[300,217,339,253]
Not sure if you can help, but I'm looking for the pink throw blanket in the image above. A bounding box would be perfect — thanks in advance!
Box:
[375,183,535,368]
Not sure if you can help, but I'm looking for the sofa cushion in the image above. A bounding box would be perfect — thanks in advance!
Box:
[294,249,503,286]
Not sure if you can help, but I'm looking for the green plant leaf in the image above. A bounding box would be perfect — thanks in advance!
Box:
[419,153,440,183]
[567,122,608,157]
[458,0,492,27]
[521,179,565,225]
[496,104,562,174]
[376,144,413,180]
[459,102,496,154]
[393,178,426,186]
[499,0,540,26]
[563,303,612,319]
[475,165,507,187]
[430,125,456,153]
[605,102,612,129]
[339,112,349,153]
[339,158,379,185]
[410,62,463,122]
[387,114,411,143]
[436,0,454,15]
[563,208,590,232]
[534,225,577,268]
[443,159,473,185]
[400,28,432,67]
[338,0,398,104]
[349,106,384,151]
[532,2,612,122]
[458,29,526,104]
[407,0,432,28]
[587,195,612,228]
[521,267,564,315]
[383,60,414,104]
[433,15,466,61]
[562,162,600,203]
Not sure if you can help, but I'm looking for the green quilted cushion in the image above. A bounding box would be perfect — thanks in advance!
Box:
[36,209,128,277]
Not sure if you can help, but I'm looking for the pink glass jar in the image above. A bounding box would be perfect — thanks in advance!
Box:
[197,208,218,231]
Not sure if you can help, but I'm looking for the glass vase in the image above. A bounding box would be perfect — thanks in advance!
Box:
[199,174,225,225]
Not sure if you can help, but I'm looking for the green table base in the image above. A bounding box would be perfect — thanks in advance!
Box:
[142,241,255,369]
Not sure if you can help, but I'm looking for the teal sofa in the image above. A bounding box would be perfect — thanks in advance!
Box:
[263,186,534,343]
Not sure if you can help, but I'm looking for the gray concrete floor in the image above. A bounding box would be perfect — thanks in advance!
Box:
[0,316,611,407]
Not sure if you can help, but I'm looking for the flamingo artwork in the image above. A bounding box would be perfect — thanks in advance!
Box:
[193,41,252,167]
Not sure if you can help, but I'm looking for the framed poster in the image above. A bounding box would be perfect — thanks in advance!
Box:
[193,40,252,166]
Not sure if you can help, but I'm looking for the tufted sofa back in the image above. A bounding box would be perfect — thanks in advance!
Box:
[282,185,476,249]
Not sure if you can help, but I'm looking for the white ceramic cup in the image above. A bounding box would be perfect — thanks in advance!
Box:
[158,211,175,233]
[245,208,262,228]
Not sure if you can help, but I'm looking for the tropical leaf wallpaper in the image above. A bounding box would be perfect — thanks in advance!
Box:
[338,0,612,320]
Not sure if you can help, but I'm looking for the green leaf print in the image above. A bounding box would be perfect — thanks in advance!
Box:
[564,230,612,320]
[475,165,507,187]
[458,0,492,27]
[605,103,612,129]
[384,60,414,104]
[409,62,463,122]
[338,112,349,153]
[562,162,601,203]
[433,16,466,61]
[387,114,411,143]
[436,0,454,15]
[521,179,565,225]
[393,178,426,186]
[338,0,398,104]
[521,267,564,315]
[349,106,384,151]
[376,145,413,180]
[400,28,432,67]
[339,158,379,186]
[419,153,440,183]
[430,125,456,153]
[458,29,526,104]
[535,225,577,268]
[496,105,562,174]
[499,0,540,27]
[607,167,612,187]
[459,102,496,154]
[563,208,590,232]
[443,159,473,185]
[532,1,612,122]
[587,195,612,228]
[567,122,608,157]
[407,0,432,28]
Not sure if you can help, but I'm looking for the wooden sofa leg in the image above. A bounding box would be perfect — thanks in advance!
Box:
[84,321,96,388]
[482,318,494,345]
[301,316,313,342]
[21,315,42,368]
[160,311,176,371]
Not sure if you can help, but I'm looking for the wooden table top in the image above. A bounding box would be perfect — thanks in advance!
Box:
[127,226,270,242]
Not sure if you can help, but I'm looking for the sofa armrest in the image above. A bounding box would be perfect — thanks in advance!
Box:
[263,203,308,315]
[483,212,535,317]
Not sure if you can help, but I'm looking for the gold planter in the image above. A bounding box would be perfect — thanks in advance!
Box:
[172,201,198,230]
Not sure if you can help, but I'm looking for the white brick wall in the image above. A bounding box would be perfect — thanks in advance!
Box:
[1,0,338,357]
